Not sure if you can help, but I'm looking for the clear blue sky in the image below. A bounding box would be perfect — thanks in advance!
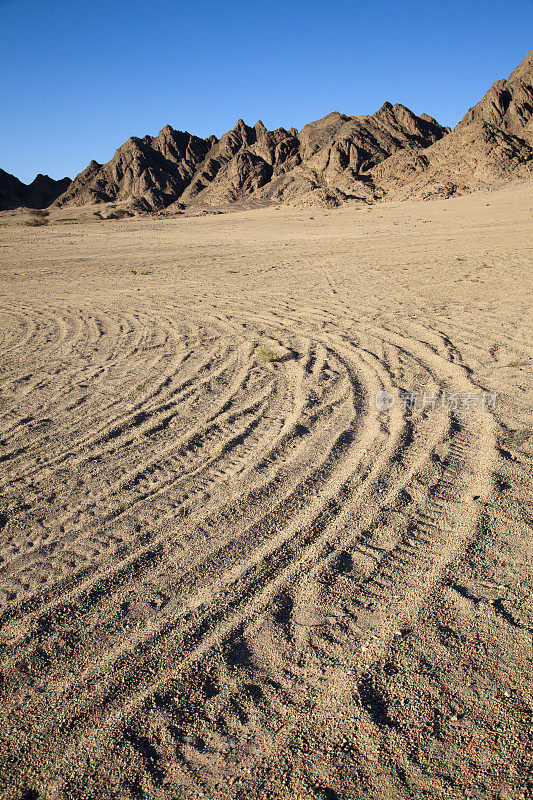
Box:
[1,0,531,183]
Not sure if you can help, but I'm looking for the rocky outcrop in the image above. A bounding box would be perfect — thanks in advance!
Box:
[177,119,300,205]
[256,103,448,206]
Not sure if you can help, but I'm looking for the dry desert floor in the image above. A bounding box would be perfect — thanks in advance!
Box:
[0,182,531,800]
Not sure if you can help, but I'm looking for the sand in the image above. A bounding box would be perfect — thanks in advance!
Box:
[0,183,531,800]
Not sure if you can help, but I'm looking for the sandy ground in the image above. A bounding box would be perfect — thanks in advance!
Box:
[0,183,531,800]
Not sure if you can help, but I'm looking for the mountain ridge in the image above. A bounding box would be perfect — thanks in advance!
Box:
[52,102,449,211]
[2,49,531,212]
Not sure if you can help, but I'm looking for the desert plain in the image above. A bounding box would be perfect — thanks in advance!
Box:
[0,182,531,799]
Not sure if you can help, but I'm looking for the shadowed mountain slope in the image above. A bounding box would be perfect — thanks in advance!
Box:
[0,170,71,211]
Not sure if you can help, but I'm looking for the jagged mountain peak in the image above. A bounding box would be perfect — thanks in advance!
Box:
[372,51,533,200]
[456,52,533,142]
[49,102,448,211]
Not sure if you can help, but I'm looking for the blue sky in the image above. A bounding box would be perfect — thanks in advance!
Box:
[1,0,531,183]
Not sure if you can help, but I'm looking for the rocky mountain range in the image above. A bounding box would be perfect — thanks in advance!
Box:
[52,103,448,211]
[2,49,531,212]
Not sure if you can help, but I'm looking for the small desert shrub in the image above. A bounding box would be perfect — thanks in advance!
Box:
[114,208,132,219]
[26,209,50,227]
[500,427,532,449]
[256,345,283,363]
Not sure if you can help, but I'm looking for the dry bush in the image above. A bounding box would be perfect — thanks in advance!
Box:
[26,209,50,227]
